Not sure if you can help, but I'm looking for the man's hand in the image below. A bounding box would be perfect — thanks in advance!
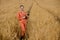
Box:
[23,16,26,19]
[23,16,28,19]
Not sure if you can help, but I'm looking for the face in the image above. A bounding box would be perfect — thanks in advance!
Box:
[20,6,24,11]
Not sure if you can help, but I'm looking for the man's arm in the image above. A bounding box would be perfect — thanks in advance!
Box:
[17,12,22,21]
[24,14,29,19]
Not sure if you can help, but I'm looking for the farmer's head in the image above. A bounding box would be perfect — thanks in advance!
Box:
[20,5,24,11]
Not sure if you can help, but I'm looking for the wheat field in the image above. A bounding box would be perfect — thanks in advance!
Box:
[0,0,60,40]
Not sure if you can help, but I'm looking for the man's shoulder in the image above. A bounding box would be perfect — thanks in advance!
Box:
[18,11,26,13]
[17,11,22,15]
[17,11,27,15]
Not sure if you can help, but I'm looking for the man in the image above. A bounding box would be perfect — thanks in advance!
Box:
[17,5,29,40]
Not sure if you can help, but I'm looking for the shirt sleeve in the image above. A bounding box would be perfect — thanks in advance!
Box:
[17,12,21,20]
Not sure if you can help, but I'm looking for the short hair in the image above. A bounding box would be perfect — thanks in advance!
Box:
[20,5,24,8]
